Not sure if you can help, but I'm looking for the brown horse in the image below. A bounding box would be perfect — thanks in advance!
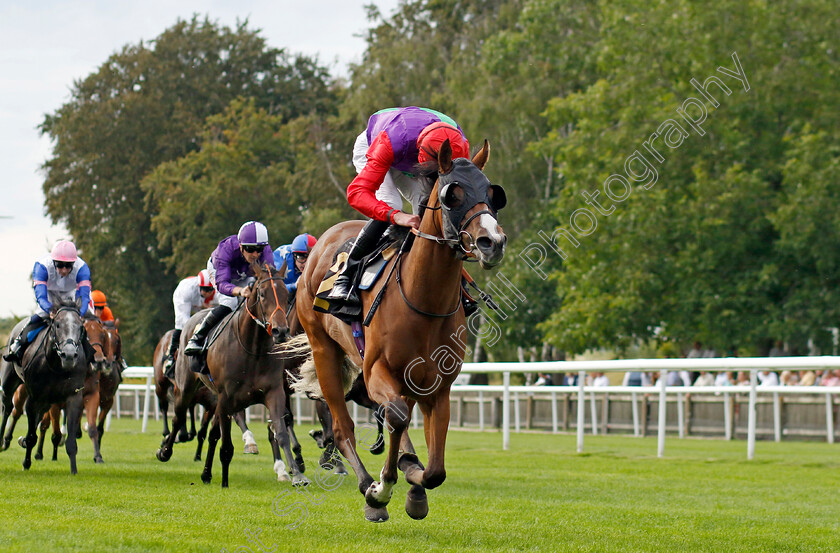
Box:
[157,263,303,488]
[94,321,122,448]
[152,329,212,460]
[295,140,506,521]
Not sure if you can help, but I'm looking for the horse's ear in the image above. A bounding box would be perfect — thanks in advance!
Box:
[438,139,453,174]
[277,260,288,277]
[471,139,490,171]
[114,318,120,329]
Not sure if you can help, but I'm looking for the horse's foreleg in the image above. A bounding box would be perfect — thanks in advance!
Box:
[267,390,309,487]
[97,396,114,443]
[284,397,305,473]
[418,393,450,490]
[158,389,170,438]
[393,400,427,519]
[22,398,44,471]
[64,392,84,475]
[5,384,26,450]
[85,388,102,463]
[218,403,234,488]
[49,406,61,461]
[361,362,414,523]
[187,404,197,441]
[34,412,50,460]
[201,414,220,484]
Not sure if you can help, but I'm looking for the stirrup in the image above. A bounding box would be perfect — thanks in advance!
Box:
[184,338,205,357]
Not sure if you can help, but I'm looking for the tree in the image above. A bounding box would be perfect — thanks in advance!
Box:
[40,16,336,362]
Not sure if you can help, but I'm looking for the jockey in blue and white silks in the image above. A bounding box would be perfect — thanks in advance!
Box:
[184,221,274,358]
[273,233,317,294]
[3,240,91,365]
[162,269,218,377]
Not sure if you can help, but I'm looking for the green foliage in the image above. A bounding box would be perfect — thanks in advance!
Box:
[40,17,337,363]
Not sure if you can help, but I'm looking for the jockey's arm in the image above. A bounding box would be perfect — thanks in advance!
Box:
[346,131,400,223]
[76,264,91,315]
[32,262,52,312]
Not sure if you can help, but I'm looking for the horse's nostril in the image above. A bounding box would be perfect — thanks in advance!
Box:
[476,236,494,252]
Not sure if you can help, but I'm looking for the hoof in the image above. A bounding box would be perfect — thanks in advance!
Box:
[365,481,392,509]
[1,438,8,451]
[194,454,202,462]
[334,463,348,476]
[295,457,306,474]
[23,459,31,470]
[156,448,170,462]
[364,504,389,523]
[94,456,104,464]
[405,485,429,520]
[292,474,310,487]
[201,472,212,485]
[243,443,259,455]
[34,452,43,461]
[274,460,291,482]
[18,436,26,448]
[369,440,385,455]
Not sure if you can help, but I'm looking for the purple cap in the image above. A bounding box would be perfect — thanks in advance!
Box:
[237,221,269,246]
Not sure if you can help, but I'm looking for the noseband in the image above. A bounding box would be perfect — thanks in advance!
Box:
[244,266,287,336]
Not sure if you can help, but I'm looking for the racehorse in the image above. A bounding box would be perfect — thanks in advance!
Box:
[152,329,213,461]
[94,321,122,448]
[2,316,107,462]
[157,264,304,488]
[295,140,506,521]
[0,300,92,474]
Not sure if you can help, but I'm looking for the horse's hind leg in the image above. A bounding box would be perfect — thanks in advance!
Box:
[49,406,61,461]
[64,392,84,474]
[284,406,306,474]
[200,414,220,484]
[7,384,26,450]
[267,389,308,487]
[233,410,258,455]
[157,382,194,462]
[194,403,211,461]
[97,396,114,445]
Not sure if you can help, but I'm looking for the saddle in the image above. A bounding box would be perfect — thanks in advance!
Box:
[313,226,413,325]
[187,309,237,376]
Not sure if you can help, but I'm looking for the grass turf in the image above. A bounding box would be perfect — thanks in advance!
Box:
[0,417,837,552]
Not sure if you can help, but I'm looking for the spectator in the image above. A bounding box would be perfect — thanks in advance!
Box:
[714,371,733,387]
[534,372,552,386]
[563,373,578,386]
[798,370,817,386]
[622,371,652,386]
[666,370,692,386]
[686,341,704,359]
[591,372,611,386]
[735,371,750,385]
[780,370,799,386]
[758,370,780,386]
[820,369,840,387]
[693,371,715,386]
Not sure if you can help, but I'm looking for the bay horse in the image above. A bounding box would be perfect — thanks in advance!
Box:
[158,263,305,487]
[295,140,506,522]
[94,321,122,448]
[152,329,212,460]
[0,300,92,474]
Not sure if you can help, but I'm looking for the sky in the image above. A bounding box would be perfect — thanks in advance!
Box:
[0,0,400,318]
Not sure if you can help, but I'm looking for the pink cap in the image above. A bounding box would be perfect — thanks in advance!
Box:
[51,240,78,262]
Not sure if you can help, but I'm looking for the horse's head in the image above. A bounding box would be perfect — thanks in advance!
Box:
[249,263,290,344]
[432,140,507,269]
[83,316,108,368]
[50,302,85,370]
[103,323,120,373]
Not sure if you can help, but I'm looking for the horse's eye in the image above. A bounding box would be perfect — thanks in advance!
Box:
[442,183,464,210]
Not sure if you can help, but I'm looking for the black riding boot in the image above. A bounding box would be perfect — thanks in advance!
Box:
[163,328,182,378]
[461,279,479,318]
[184,306,232,356]
[326,218,390,306]
[3,315,45,364]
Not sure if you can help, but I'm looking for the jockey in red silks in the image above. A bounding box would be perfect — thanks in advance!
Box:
[184,221,274,357]
[162,269,218,378]
[3,240,92,365]
[326,107,471,309]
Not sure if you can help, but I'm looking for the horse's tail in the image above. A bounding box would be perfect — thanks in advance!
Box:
[283,335,360,400]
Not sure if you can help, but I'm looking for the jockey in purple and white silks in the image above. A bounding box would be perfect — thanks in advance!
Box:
[162,269,218,378]
[3,240,92,365]
[184,221,274,358]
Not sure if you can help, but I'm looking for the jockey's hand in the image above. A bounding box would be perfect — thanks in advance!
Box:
[234,286,251,298]
[393,211,420,229]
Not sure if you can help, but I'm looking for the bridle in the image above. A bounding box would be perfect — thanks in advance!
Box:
[49,306,84,361]
[244,265,287,336]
